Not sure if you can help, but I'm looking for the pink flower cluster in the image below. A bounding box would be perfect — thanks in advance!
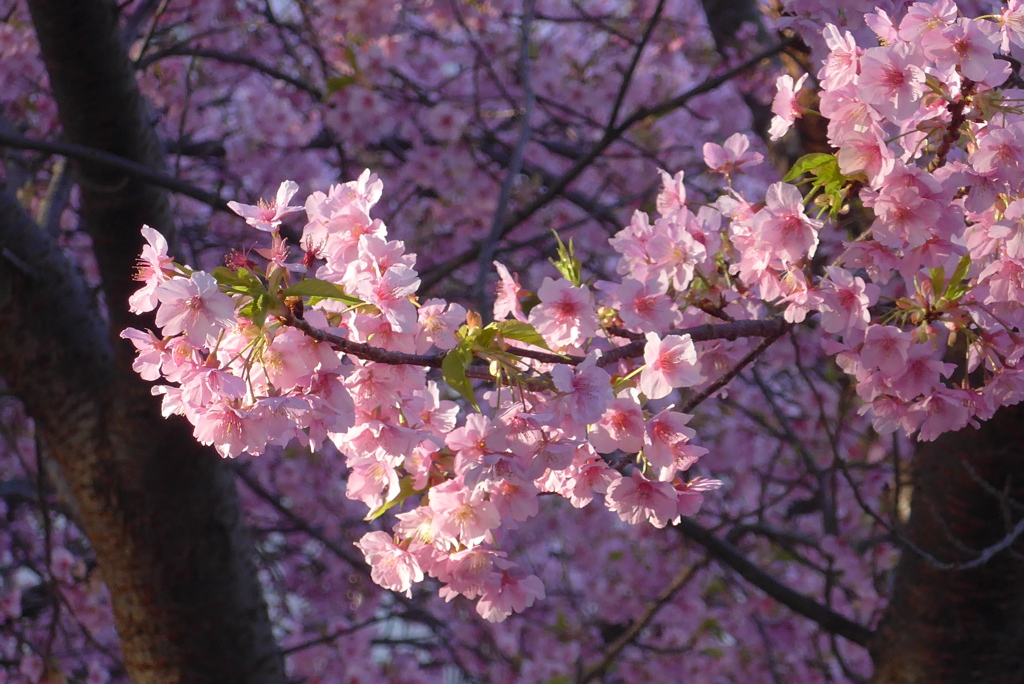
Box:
[124,173,720,622]
[736,4,1024,442]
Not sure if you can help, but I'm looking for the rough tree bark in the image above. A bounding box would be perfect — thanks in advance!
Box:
[871,403,1024,684]
[0,1,285,682]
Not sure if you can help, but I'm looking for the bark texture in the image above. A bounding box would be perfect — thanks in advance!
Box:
[871,403,1024,684]
[0,1,286,682]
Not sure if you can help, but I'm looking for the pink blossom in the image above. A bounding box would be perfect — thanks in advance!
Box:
[751,182,823,265]
[871,185,942,249]
[551,355,613,425]
[768,73,808,141]
[819,24,861,90]
[154,272,236,346]
[640,332,701,400]
[656,168,686,215]
[602,276,678,333]
[970,124,1024,185]
[605,470,679,528]
[1000,0,1024,51]
[890,344,956,401]
[921,18,1005,84]
[818,267,878,334]
[860,325,912,377]
[227,180,304,232]
[493,261,526,322]
[346,458,402,511]
[897,0,957,43]
[191,402,270,458]
[857,43,926,122]
[911,388,972,441]
[702,133,764,176]
[644,409,707,481]
[528,278,600,349]
[590,394,645,454]
[355,531,424,597]
[354,263,420,333]
[129,225,175,314]
[836,128,895,186]
[417,298,466,351]
[475,558,545,622]
[120,328,168,381]
[429,480,501,547]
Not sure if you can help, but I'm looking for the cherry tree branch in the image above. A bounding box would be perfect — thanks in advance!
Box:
[579,558,708,683]
[606,0,667,130]
[475,0,537,315]
[674,517,873,647]
[283,312,790,373]
[596,318,791,368]
[135,46,324,100]
[0,130,231,213]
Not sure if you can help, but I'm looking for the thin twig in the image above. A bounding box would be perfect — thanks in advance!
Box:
[673,517,873,647]
[0,130,231,212]
[475,0,537,317]
[419,38,794,290]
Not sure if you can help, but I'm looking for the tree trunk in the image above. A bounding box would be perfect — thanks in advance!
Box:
[871,404,1024,683]
[0,1,286,682]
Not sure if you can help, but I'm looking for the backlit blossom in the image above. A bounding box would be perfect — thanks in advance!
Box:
[129,225,174,314]
[640,333,701,400]
[751,182,823,265]
[528,278,600,349]
[227,180,304,232]
[355,531,424,597]
[857,43,925,123]
[769,73,807,140]
[154,272,236,346]
[605,470,678,528]
[703,133,764,176]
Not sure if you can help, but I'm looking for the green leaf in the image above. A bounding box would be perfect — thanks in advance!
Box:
[475,325,497,349]
[782,153,837,183]
[325,75,356,95]
[239,292,272,327]
[365,477,421,521]
[494,320,551,350]
[442,345,478,410]
[211,266,264,295]
[283,278,364,306]
[943,254,973,300]
[549,232,582,286]
[928,266,945,299]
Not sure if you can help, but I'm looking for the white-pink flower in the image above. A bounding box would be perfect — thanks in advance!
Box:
[639,332,701,400]
[551,355,613,425]
[752,182,823,265]
[493,261,527,322]
[605,470,679,528]
[227,180,304,232]
[857,43,925,123]
[768,73,807,141]
[154,271,236,346]
[702,133,764,176]
[475,558,545,623]
[129,225,174,314]
[355,531,424,598]
[528,277,600,349]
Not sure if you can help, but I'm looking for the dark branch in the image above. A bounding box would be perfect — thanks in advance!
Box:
[0,130,231,213]
[674,517,873,647]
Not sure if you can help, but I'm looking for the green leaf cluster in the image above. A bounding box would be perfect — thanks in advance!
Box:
[440,319,552,410]
[928,254,973,304]
[550,232,583,286]
[782,152,851,219]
